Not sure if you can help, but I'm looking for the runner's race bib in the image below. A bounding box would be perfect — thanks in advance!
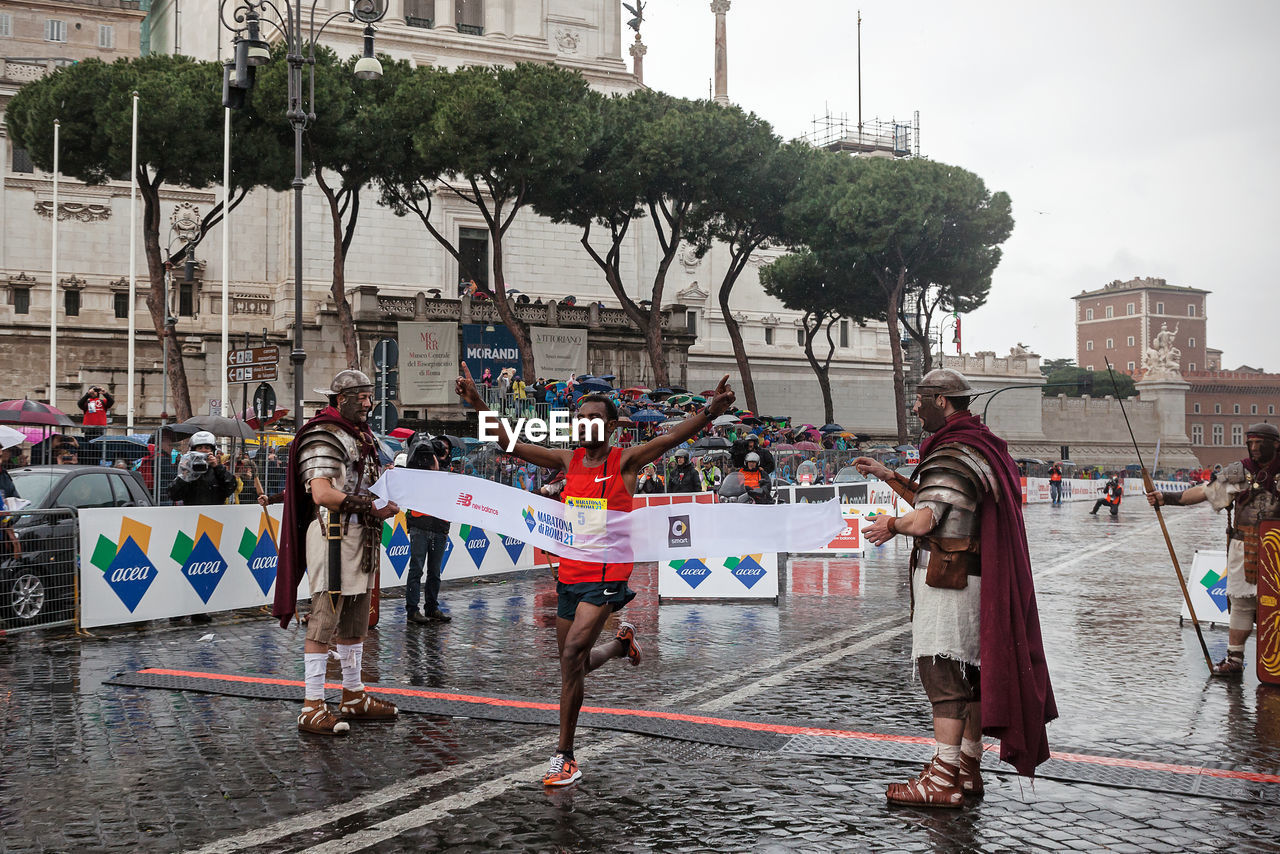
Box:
[565,496,608,542]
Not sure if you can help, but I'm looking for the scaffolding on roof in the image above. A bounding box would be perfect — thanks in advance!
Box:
[803,111,919,158]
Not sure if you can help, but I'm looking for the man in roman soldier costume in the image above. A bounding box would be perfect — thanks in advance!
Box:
[856,368,1057,808]
[273,369,401,734]
[1148,422,1280,675]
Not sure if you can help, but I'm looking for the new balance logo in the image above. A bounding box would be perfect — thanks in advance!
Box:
[457,493,473,506]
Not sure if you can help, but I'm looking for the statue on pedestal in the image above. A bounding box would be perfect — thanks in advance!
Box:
[1142,323,1181,379]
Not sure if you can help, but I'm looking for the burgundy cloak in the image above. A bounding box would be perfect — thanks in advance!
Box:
[919,411,1058,777]
[271,406,377,629]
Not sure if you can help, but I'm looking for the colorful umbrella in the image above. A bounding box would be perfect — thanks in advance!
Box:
[794,441,820,451]
[0,399,75,427]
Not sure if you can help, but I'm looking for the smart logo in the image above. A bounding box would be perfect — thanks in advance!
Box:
[523,506,537,533]
[381,513,412,579]
[460,524,490,569]
[89,517,159,612]
[667,514,691,549]
[726,555,767,590]
[670,558,711,589]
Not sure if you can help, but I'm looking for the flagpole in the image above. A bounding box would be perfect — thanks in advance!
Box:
[127,92,139,431]
[220,106,231,425]
[49,118,59,408]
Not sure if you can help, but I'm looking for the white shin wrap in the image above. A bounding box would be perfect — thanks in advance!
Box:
[336,642,364,692]
[304,652,328,702]
[1228,595,1258,632]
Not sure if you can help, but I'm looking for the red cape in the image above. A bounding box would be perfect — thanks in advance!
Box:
[271,407,377,629]
[920,412,1058,777]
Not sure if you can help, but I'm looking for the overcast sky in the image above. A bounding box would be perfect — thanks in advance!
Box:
[638,0,1280,370]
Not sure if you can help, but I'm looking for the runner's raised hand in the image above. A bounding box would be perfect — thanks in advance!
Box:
[706,374,736,417]
[455,362,483,408]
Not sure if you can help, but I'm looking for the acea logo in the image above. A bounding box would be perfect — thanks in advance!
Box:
[1198,564,1229,612]
[89,517,159,612]
[501,535,526,564]
[170,515,230,603]
[237,513,279,596]
[669,558,711,589]
[522,506,537,533]
[381,513,412,579]
[459,524,490,568]
[725,555,767,589]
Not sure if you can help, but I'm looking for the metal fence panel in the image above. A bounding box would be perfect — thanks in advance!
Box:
[0,508,78,633]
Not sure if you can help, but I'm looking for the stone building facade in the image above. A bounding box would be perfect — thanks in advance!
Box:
[1073,277,1209,376]
[1183,369,1280,468]
[0,0,942,433]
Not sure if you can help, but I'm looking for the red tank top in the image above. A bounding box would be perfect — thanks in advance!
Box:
[557,447,634,584]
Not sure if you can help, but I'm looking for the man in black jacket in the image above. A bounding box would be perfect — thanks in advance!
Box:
[170,431,236,506]
[665,448,702,493]
[404,433,452,623]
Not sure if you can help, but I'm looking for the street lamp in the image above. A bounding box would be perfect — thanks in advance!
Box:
[938,311,960,362]
[219,0,388,430]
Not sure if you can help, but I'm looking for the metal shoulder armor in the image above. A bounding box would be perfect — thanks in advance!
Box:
[1217,461,1247,486]
[296,426,348,488]
[913,443,992,539]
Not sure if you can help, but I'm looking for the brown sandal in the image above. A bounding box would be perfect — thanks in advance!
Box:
[958,752,984,798]
[886,756,965,808]
[1214,655,1245,677]
[339,689,398,720]
[297,702,350,735]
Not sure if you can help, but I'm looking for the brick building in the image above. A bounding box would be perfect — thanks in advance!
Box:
[1073,277,1208,376]
[1183,369,1280,468]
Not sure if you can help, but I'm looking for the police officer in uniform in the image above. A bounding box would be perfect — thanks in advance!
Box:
[1149,422,1280,675]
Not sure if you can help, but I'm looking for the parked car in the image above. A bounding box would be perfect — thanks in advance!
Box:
[1,465,152,627]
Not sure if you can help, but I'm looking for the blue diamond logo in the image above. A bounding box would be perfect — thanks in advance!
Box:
[730,556,767,590]
[384,524,412,579]
[464,528,490,569]
[247,532,278,596]
[672,558,711,589]
[1207,574,1228,612]
[442,535,454,571]
[501,535,525,564]
[181,532,228,604]
[104,537,158,612]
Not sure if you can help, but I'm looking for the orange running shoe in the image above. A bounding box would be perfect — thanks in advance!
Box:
[616,622,642,666]
[541,753,581,787]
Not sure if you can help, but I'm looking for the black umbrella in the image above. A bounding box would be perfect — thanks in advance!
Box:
[177,415,257,440]
[693,436,732,450]
[819,423,844,433]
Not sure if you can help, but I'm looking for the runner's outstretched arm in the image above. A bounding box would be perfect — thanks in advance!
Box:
[456,363,571,471]
[623,375,736,472]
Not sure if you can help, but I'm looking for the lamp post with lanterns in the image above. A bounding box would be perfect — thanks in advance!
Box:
[218,0,387,428]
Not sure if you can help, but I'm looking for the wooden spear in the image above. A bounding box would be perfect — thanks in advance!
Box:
[1105,359,1215,675]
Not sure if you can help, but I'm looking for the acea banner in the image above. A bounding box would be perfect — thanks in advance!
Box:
[398,321,459,405]
[80,506,551,628]
[1183,550,1230,626]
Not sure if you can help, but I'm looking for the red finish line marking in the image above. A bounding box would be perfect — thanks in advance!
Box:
[137,668,1280,785]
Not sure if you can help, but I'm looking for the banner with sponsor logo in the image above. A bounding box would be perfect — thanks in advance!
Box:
[658,553,779,600]
[530,326,587,382]
[462,323,522,382]
[398,321,459,405]
[79,505,553,628]
[373,469,843,564]
[1182,550,1230,626]
[1019,477,1190,505]
[774,482,907,554]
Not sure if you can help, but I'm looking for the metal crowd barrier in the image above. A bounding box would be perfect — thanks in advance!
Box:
[0,508,79,633]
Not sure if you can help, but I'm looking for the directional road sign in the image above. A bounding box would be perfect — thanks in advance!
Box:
[227,364,278,384]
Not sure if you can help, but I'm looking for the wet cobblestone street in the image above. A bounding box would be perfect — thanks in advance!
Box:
[3,503,1278,852]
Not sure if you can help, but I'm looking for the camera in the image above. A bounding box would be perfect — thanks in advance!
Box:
[183,451,209,476]
[405,432,452,471]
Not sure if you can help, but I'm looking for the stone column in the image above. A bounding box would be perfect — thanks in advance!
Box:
[630,34,647,83]
[1136,376,1191,442]
[434,0,455,31]
[711,0,730,105]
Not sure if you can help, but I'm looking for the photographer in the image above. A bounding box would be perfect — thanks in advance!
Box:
[404,432,452,624]
[170,431,236,507]
[77,385,114,465]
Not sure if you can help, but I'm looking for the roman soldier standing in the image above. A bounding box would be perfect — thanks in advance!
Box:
[856,368,1057,808]
[273,369,401,734]
[1148,422,1280,675]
